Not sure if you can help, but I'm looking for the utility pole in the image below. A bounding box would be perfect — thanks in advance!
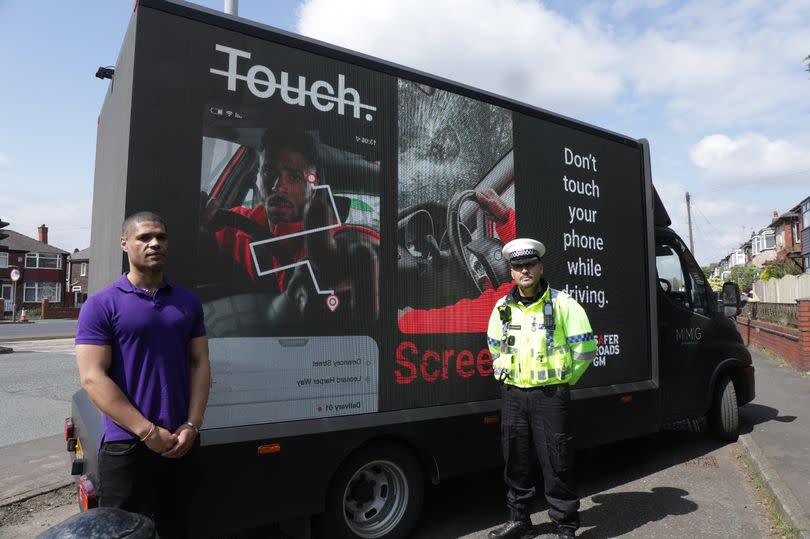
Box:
[685,192,694,254]
[224,0,238,15]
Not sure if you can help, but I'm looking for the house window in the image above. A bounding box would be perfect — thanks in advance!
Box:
[803,201,810,230]
[794,222,801,244]
[80,262,87,276]
[25,252,61,269]
[752,233,775,255]
[24,282,61,303]
[0,252,7,268]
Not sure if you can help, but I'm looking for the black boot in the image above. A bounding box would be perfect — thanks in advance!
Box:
[556,525,576,538]
[488,520,534,539]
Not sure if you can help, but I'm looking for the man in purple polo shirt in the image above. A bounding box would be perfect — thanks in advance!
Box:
[75,211,210,538]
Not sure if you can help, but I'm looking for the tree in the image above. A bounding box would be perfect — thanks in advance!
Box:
[728,265,759,292]
[701,266,712,278]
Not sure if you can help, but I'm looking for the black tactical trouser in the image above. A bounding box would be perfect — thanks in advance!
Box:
[500,383,579,532]
[98,438,200,539]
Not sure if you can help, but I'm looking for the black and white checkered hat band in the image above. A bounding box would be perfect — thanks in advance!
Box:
[510,249,539,260]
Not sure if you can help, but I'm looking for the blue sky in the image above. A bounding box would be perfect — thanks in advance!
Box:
[1,0,808,265]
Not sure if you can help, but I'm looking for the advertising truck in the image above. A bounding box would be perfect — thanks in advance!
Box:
[66,1,755,537]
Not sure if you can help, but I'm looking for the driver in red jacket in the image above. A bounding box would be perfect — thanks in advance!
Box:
[397,187,516,334]
[205,131,322,291]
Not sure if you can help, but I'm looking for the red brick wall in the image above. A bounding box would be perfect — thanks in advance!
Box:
[40,299,80,320]
[736,299,810,371]
[799,300,810,370]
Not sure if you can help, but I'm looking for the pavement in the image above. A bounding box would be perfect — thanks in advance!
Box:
[738,348,810,537]
[0,435,72,507]
[0,319,77,342]
[0,334,807,537]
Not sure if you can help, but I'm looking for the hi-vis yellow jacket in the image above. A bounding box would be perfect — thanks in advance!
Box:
[487,282,596,388]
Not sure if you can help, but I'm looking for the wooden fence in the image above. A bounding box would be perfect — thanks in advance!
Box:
[753,273,810,303]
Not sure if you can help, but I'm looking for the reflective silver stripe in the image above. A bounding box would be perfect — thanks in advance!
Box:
[572,350,596,361]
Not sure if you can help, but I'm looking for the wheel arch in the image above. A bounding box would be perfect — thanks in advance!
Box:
[707,357,749,407]
[323,434,438,504]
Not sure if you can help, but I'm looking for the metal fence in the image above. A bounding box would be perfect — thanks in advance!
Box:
[741,301,798,328]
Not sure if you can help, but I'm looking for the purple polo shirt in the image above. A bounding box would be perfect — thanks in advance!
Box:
[76,274,206,444]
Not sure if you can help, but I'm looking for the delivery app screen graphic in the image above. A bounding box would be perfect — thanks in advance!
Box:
[194,37,390,427]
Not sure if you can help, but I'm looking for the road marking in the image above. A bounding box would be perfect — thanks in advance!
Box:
[0,338,76,355]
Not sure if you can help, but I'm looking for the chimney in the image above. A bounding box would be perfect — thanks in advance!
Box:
[38,224,48,244]
[773,211,779,220]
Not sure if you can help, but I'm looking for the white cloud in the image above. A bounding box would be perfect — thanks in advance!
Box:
[623,1,810,130]
[297,0,810,130]
[689,133,810,186]
[0,152,11,169]
[654,179,769,264]
[297,0,623,115]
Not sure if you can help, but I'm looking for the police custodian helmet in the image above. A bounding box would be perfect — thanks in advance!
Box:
[502,238,546,265]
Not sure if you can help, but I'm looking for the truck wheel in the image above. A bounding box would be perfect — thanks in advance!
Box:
[322,442,424,539]
[709,375,739,442]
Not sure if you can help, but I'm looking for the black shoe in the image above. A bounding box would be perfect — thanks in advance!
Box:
[556,526,576,538]
[488,520,534,539]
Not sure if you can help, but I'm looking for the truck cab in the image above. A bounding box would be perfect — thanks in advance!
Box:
[653,191,754,440]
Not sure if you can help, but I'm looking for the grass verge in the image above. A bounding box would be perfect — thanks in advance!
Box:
[736,450,801,539]
[750,345,810,378]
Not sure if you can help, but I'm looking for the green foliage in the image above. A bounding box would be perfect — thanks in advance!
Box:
[760,258,802,280]
[728,264,760,291]
[701,266,712,278]
[708,276,723,292]
[760,265,783,281]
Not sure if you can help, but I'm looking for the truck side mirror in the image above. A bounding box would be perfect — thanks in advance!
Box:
[721,282,742,318]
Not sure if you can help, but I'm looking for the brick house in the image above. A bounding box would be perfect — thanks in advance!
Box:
[0,225,69,315]
[750,221,777,268]
[66,247,90,307]
[791,197,810,272]
[768,210,802,271]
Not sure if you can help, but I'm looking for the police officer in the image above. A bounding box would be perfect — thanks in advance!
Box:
[487,238,596,539]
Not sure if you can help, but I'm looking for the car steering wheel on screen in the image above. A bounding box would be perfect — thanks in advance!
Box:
[265,196,380,329]
[446,189,510,294]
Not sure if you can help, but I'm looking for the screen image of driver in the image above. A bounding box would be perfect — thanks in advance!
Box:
[398,188,517,335]
[213,131,317,290]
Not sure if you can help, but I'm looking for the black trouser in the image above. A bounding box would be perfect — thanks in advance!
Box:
[501,383,579,532]
[97,438,200,539]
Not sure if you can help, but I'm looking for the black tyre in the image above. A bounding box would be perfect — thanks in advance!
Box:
[320,442,424,539]
[709,375,739,442]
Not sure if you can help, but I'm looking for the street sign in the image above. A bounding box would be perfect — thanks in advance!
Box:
[10,268,21,282]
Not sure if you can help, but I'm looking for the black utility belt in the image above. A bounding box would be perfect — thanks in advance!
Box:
[505,382,568,391]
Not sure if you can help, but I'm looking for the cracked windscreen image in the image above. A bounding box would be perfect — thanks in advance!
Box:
[398,81,513,209]
[397,80,516,335]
